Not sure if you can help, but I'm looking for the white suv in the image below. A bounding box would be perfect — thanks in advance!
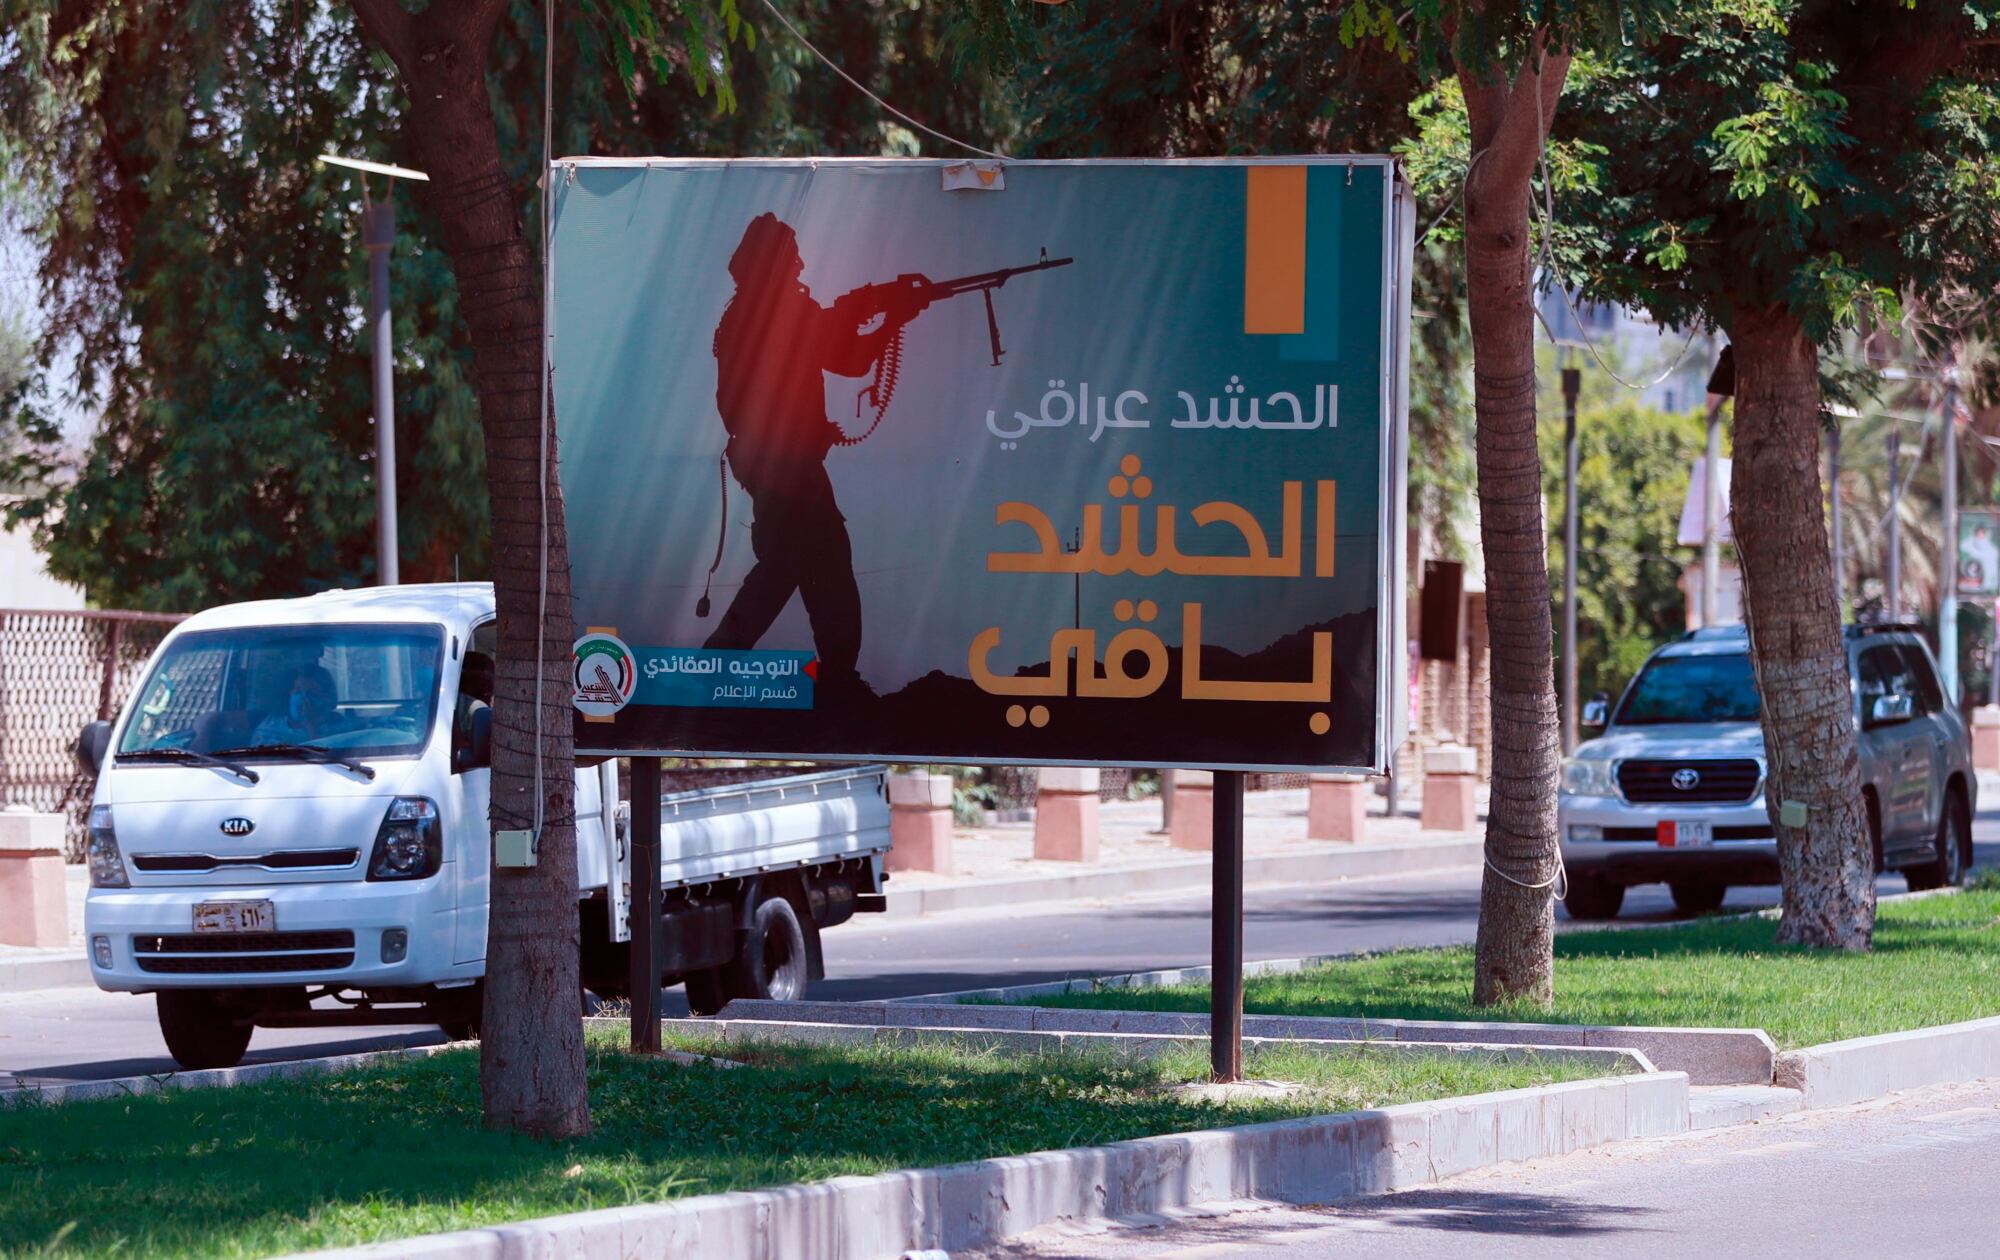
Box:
[1557,624,1975,919]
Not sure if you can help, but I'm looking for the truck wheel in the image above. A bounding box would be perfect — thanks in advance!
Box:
[1562,874,1624,921]
[1907,793,1968,892]
[724,894,811,1003]
[157,990,255,1070]
[1669,881,1728,915]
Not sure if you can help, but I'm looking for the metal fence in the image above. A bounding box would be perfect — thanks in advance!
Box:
[0,608,185,860]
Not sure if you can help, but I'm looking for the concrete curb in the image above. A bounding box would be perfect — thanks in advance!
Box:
[625,1015,1654,1077]
[0,1041,469,1109]
[872,977,1776,1088]
[1775,1013,2000,1109]
[289,1071,1688,1260]
[883,837,1483,918]
[0,950,90,994]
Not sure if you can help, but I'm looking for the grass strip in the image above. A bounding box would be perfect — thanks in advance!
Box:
[1,1028,1602,1258]
[1021,885,2000,1049]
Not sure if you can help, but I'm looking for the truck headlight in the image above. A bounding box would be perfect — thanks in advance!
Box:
[367,797,442,881]
[87,805,128,888]
[1560,758,1619,797]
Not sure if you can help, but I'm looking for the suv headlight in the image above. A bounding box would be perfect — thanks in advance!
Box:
[1560,758,1619,797]
[87,805,128,888]
[367,797,442,881]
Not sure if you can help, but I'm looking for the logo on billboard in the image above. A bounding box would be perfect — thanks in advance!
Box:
[572,631,637,719]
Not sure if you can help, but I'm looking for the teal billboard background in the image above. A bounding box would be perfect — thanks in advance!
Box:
[552,158,1406,770]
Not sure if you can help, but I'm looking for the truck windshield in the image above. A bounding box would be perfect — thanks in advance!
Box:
[117,623,445,761]
[1615,652,1762,725]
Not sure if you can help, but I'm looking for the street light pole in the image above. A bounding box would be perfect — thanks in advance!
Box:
[1561,362,1581,755]
[363,196,400,586]
[1888,425,1902,620]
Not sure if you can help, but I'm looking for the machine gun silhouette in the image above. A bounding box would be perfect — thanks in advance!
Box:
[827,248,1073,447]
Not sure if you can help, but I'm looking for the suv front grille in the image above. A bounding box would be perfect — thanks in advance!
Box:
[132,929,355,974]
[1617,759,1761,804]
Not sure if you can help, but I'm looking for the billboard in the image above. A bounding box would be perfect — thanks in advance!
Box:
[551,157,1412,771]
[1959,509,2000,597]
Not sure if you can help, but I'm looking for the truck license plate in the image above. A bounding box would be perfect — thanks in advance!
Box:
[1656,821,1712,849]
[194,900,276,933]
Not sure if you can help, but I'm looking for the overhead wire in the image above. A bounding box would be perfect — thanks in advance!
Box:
[534,0,554,840]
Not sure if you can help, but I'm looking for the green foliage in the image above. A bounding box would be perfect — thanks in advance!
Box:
[0,1030,1594,1257]
[1556,1,2000,344]
[1538,356,1708,703]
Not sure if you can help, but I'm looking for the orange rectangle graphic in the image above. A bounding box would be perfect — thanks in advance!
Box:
[1243,166,1308,335]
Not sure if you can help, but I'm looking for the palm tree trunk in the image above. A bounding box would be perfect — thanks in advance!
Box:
[350,0,590,1136]
[1729,306,1873,950]
[1459,47,1569,1006]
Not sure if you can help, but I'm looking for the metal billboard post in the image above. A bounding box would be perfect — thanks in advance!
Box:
[629,756,663,1053]
[1211,769,1245,1082]
[1942,370,1961,702]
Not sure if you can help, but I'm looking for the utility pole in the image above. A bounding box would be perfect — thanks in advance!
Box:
[1888,426,1903,620]
[1942,365,1962,701]
[1829,424,1845,618]
[1561,361,1581,755]
[363,196,400,586]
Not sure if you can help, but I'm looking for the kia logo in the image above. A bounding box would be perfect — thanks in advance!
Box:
[1671,769,1701,792]
[219,817,256,837]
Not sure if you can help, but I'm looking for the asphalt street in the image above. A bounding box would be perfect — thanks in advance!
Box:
[3,820,1993,1086]
[968,1078,2000,1259]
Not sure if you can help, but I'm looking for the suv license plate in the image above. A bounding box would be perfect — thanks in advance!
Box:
[194,900,276,933]
[1657,821,1712,849]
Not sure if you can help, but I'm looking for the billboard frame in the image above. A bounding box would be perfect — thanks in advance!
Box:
[551,155,1415,774]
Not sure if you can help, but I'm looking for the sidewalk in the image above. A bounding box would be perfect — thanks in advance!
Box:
[881,786,1486,917]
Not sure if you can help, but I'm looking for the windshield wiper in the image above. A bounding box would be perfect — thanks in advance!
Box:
[212,743,377,780]
[115,747,260,784]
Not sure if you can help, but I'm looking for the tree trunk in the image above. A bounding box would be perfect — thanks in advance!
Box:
[1459,49,1569,1006]
[351,0,590,1135]
[1728,306,1873,950]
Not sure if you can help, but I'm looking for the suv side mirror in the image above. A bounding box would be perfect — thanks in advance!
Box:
[1581,693,1611,728]
[1869,693,1914,727]
[453,706,492,773]
[77,720,113,776]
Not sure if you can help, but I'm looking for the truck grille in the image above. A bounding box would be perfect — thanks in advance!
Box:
[133,929,355,974]
[1617,759,1761,804]
[131,849,359,873]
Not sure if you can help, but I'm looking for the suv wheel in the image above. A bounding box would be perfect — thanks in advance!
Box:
[1907,792,1968,892]
[1670,881,1728,915]
[1563,873,1625,921]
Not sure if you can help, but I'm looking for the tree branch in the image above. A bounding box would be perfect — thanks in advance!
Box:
[1466,31,1571,206]
[349,0,414,71]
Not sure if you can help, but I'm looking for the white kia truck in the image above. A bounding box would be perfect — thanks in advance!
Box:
[77,583,890,1069]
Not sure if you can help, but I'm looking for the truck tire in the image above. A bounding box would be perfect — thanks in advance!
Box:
[723,893,811,1003]
[1562,874,1624,921]
[684,967,729,1017]
[1669,881,1728,915]
[157,989,255,1070]
[1906,792,1968,892]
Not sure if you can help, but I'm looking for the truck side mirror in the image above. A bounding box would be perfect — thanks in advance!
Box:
[453,706,492,773]
[77,720,113,776]
[1869,693,1914,727]
[1581,693,1611,728]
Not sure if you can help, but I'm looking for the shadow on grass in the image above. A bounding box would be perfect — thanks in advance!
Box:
[3,1037,1454,1259]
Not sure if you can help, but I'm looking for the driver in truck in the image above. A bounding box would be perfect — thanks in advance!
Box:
[250,663,352,745]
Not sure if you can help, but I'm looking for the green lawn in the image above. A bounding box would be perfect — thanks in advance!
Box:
[1024,886,2000,1049]
[1,1030,1600,1259]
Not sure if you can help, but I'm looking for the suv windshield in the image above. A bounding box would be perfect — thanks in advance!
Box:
[117,623,445,761]
[1615,652,1762,725]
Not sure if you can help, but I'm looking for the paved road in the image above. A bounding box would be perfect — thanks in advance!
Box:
[5,823,1994,1086]
[970,1078,2000,1259]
